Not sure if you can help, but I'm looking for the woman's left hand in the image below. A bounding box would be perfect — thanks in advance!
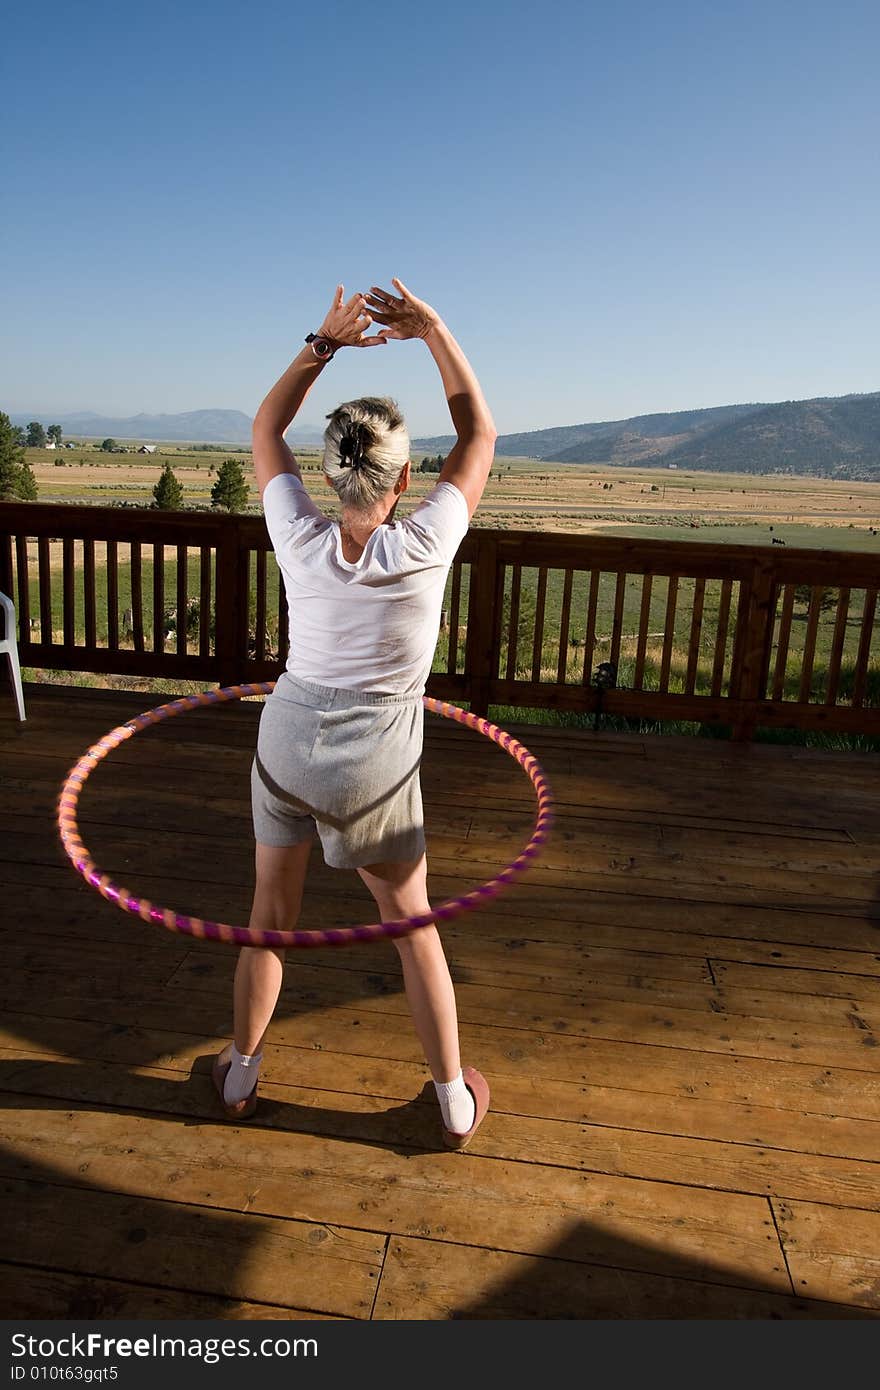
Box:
[318,285,388,348]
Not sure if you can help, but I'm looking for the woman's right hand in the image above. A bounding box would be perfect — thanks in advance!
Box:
[318,285,388,348]
[364,278,441,341]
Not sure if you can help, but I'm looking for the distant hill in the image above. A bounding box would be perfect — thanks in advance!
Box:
[284,422,331,446]
[538,404,764,465]
[10,409,254,445]
[8,409,332,447]
[658,392,880,476]
[414,390,880,478]
[413,403,762,459]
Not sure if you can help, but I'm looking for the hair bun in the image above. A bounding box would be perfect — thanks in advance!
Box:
[323,397,409,508]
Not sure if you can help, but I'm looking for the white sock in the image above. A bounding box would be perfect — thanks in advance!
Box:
[434,1071,475,1135]
[223,1043,262,1105]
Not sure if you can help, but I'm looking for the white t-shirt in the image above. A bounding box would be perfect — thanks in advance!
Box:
[262,473,470,695]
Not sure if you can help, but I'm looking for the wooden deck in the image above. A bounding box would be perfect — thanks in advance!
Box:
[1,685,879,1320]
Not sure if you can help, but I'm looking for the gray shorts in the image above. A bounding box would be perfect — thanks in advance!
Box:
[251,672,426,869]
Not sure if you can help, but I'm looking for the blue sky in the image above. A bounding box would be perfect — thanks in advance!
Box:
[3,0,878,436]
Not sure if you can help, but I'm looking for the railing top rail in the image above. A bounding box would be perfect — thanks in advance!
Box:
[490,529,880,579]
[0,501,234,539]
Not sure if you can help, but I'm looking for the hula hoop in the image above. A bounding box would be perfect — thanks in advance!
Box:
[57,683,554,949]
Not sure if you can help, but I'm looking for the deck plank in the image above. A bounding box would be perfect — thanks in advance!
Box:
[0,1261,335,1320]
[773,1199,880,1311]
[712,961,880,1004]
[0,1175,382,1318]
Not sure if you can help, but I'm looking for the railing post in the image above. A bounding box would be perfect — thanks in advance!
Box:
[730,559,776,741]
[0,528,12,598]
[213,515,245,686]
[463,536,500,716]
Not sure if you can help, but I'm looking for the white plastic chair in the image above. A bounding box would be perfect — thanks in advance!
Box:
[0,591,26,721]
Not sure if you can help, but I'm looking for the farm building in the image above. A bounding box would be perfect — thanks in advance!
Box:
[137,444,157,454]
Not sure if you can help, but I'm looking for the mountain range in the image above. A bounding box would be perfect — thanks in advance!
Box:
[10,389,880,476]
[9,409,255,445]
[414,390,880,479]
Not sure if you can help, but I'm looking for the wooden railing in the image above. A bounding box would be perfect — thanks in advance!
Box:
[2,501,879,737]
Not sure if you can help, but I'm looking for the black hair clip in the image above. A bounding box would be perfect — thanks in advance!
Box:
[340,422,368,471]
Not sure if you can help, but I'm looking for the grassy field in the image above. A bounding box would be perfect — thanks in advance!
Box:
[22,444,880,551]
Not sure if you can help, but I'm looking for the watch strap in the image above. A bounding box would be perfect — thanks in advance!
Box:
[305,333,336,360]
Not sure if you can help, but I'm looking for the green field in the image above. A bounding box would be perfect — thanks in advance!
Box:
[601,521,880,552]
[24,445,880,553]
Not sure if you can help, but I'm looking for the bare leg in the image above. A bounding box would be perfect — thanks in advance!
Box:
[231,839,313,1056]
[357,853,462,1083]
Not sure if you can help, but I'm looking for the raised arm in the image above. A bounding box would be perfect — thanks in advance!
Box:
[252,286,387,498]
[366,279,497,518]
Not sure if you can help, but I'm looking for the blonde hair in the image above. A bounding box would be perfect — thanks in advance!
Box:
[323,397,410,510]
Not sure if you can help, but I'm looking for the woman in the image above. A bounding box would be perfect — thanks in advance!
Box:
[213,279,497,1148]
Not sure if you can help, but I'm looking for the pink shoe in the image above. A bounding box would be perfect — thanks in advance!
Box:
[442,1066,490,1150]
[212,1049,259,1122]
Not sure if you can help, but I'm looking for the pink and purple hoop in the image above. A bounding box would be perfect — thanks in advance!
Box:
[57,683,554,949]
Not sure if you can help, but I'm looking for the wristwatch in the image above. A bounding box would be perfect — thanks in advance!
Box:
[305,333,336,361]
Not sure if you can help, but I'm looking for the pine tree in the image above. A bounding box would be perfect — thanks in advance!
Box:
[16,458,38,500]
[152,462,184,510]
[210,457,249,512]
[795,584,837,614]
[0,412,23,497]
[0,411,37,500]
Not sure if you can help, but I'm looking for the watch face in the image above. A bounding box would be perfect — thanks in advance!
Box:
[314,339,332,358]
